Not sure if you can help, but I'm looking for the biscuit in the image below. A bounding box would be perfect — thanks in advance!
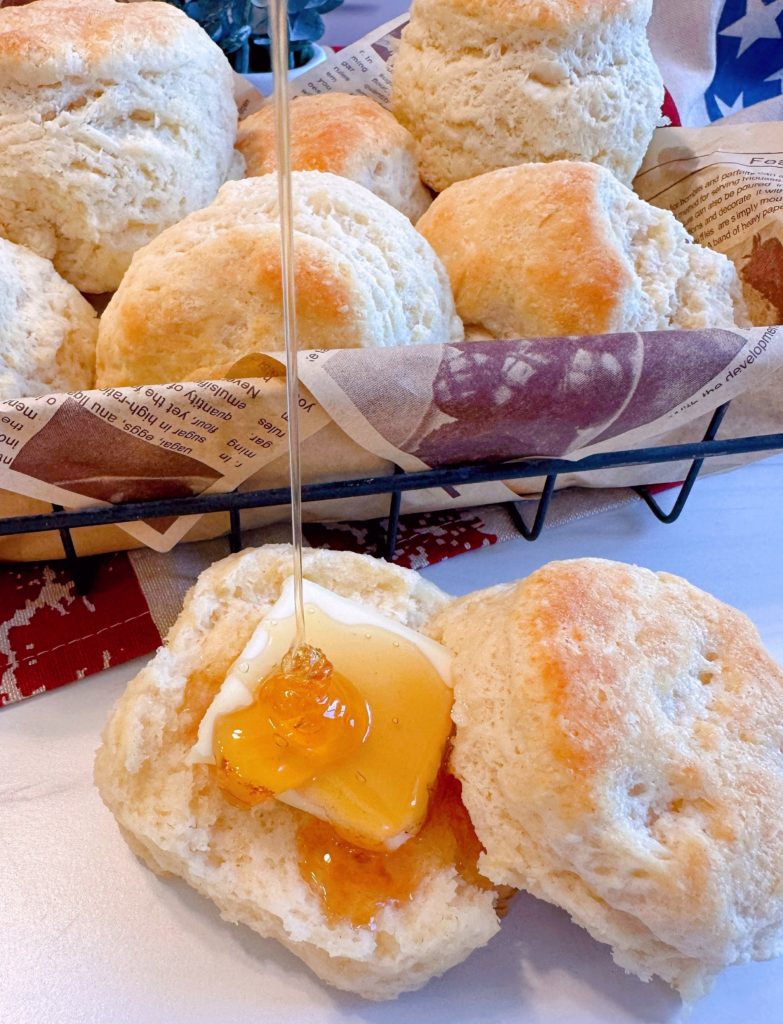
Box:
[0,237,96,400]
[392,0,664,190]
[0,0,241,293]
[238,93,431,222]
[96,171,464,387]
[417,162,749,338]
[95,545,500,1000]
[431,558,783,997]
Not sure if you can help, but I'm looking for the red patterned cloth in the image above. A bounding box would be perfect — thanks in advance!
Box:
[0,554,160,704]
[304,509,499,570]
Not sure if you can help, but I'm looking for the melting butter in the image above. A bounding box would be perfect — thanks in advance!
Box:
[191,578,453,849]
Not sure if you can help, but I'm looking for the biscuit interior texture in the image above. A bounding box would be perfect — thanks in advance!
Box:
[430,558,783,998]
[94,546,500,1001]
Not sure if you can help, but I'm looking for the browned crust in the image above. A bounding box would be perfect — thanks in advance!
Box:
[0,0,197,74]
[238,93,415,179]
[436,559,783,941]
[96,227,363,388]
[417,162,631,337]
[408,0,648,32]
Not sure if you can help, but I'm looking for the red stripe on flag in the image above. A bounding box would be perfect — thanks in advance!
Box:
[662,89,681,126]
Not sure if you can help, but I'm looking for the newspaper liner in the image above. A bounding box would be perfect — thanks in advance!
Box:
[2,14,783,559]
[1,320,779,557]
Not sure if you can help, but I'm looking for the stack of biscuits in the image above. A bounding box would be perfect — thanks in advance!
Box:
[0,0,762,400]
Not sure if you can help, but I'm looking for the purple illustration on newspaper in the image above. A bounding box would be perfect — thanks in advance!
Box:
[0,329,779,556]
[299,329,774,470]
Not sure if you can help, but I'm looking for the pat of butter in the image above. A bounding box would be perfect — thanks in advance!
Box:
[190,578,454,849]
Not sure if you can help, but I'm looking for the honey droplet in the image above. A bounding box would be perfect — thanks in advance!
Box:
[296,771,498,928]
[213,643,370,797]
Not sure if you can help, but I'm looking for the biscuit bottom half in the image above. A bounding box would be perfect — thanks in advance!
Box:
[94,545,503,1001]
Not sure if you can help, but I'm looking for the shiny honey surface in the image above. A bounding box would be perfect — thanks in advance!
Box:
[211,604,454,850]
[213,643,369,800]
[296,771,493,928]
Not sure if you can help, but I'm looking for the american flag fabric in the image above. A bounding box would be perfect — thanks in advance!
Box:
[650,0,783,125]
[709,0,783,119]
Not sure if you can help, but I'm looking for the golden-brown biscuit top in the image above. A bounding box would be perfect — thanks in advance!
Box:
[407,0,649,33]
[0,0,199,81]
[238,93,410,178]
[432,558,783,994]
[417,162,631,337]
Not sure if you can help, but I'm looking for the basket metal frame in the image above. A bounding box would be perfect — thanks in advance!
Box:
[1,401,781,591]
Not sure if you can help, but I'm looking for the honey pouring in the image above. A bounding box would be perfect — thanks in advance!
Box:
[204,0,377,826]
[188,0,497,928]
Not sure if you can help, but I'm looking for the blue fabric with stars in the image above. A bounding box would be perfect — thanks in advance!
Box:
[706,0,783,120]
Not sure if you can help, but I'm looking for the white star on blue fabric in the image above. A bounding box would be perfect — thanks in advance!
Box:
[720,0,783,57]
[714,90,747,116]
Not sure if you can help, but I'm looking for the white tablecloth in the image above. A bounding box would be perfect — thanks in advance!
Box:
[3,456,783,1024]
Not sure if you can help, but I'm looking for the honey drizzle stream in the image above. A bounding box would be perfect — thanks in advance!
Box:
[198,10,513,927]
[270,0,306,650]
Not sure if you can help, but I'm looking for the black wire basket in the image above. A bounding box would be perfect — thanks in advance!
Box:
[2,400,781,592]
